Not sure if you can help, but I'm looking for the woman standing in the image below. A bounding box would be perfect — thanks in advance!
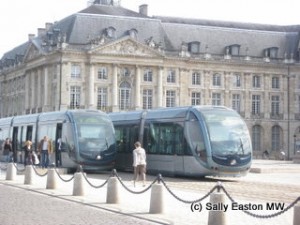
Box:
[24,140,33,165]
[132,141,147,187]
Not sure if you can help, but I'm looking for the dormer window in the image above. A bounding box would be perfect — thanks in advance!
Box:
[188,41,200,54]
[105,26,116,38]
[226,44,240,56]
[264,47,278,59]
[128,29,138,39]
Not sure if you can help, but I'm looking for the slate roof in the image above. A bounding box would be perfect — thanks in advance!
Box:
[78,4,149,18]
[1,3,300,67]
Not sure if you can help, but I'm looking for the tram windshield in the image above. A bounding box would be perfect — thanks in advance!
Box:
[73,114,114,152]
[201,109,251,157]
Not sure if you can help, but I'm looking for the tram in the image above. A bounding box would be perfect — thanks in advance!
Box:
[109,106,252,177]
[0,110,116,170]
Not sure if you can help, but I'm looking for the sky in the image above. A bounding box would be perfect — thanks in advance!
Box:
[0,0,299,56]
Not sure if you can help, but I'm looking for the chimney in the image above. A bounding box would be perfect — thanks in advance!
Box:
[45,22,53,31]
[28,34,35,41]
[139,4,148,16]
[38,28,46,37]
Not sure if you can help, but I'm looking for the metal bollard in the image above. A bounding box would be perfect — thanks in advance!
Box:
[72,172,85,196]
[294,204,300,225]
[46,168,57,189]
[24,165,34,185]
[106,177,120,204]
[208,192,228,225]
[6,163,16,181]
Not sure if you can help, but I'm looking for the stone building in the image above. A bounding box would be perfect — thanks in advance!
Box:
[0,1,299,159]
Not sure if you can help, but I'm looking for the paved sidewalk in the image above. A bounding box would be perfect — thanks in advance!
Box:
[0,160,298,225]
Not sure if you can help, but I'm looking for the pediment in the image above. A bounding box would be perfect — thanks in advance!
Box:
[89,38,164,58]
[23,43,41,62]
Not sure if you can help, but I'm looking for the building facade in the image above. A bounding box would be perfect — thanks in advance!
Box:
[0,1,300,159]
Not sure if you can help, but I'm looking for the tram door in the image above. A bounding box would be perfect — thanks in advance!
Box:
[55,123,62,167]
[26,126,33,142]
[12,127,19,163]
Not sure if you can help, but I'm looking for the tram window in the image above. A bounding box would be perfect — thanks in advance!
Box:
[21,126,27,147]
[144,122,187,155]
[38,124,58,152]
[17,127,23,151]
[78,125,105,139]
[0,130,3,151]
[63,123,76,155]
[114,125,139,153]
[0,127,9,150]
[38,124,56,141]
[185,119,207,162]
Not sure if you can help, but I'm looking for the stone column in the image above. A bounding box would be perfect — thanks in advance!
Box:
[59,62,69,110]
[135,66,141,110]
[25,71,30,111]
[157,67,163,107]
[44,66,49,107]
[224,72,230,106]
[264,74,270,118]
[37,68,42,109]
[244,73,251,118]
[112,64,118,112]
[31,71,35,110]
[179,68,188,106]
[204,70,210,105]
[89,63,95,109]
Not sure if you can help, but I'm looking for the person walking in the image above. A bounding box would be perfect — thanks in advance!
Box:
[3,138,13,163]
[132,141,147,187]
[24,140,33,165]
[38,136,53,169]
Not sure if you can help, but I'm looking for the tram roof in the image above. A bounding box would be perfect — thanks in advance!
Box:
[109,106,233,122]
[0,117,14,126]
[109,110,144,121]
[1,110,108,125]
[12,114,39,124]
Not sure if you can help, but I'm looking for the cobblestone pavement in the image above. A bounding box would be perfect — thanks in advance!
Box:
[0,160,299,225]
[0,184,161,225]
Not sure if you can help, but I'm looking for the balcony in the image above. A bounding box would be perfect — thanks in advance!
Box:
[251,113,264,119]
[270,113,283,120]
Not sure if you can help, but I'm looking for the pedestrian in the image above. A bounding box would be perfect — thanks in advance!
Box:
[2,138,13,163]
[24,140,33,165]
[57,137,62,167]
[38,136,53,169]
[132,141,147,187]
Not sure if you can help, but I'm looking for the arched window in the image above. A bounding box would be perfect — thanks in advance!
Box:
[105,26,116,39]
[128,29,138,39]
[271,125,281,151]
[119,82,131,110]
[252,125,262,151]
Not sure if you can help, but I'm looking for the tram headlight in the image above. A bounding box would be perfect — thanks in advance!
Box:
[230,159,237,165]
[96,155,102,160]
